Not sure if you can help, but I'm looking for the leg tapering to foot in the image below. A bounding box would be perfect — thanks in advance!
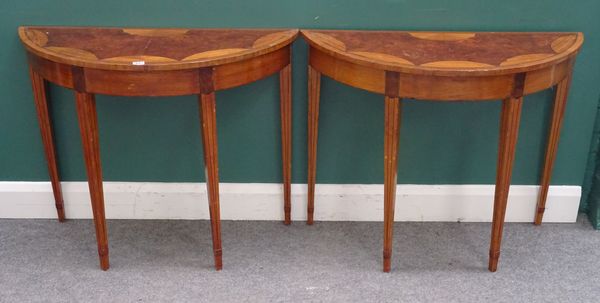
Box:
[307,65,321,225]
[75,92,109,271]
[383,71,401,273]
[279,64,292,225]
[383,95,401,273]
[198,92,223,270]
[489,94,523,272]
[534,74,572,225]
[30,68,65,222]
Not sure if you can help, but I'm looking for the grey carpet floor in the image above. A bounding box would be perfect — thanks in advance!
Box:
[0,215,599,302]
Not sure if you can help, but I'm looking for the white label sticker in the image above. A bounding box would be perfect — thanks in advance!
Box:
[132,61,145,65]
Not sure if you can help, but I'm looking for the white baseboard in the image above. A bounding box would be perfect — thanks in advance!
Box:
[0,182,581,222]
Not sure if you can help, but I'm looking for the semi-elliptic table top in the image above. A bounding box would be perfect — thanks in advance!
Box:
[301,30,583,76]
[19,26,298,71]
[20,26,298,96]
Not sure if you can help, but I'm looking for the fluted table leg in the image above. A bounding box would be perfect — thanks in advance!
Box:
[280,64,292,225]
[489,88,523,272]
[382,71,401,273]
[75,91,109,271]
[198,91,223,271]
[307,65,321,225]
[30,68,65,222]
[534,72,572,225]
[382,95,401,273]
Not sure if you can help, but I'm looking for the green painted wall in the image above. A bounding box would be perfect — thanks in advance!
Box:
[582,97,600,228]
[580,97,600,213]
[586,164,600,229]
[1,1,599,199]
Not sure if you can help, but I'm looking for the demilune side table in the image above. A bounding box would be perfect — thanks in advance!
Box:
[20,26,298,270]
[301,29,583,272]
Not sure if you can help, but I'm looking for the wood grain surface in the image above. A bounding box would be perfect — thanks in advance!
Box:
[20,26,298,71]
[302,30,583,76]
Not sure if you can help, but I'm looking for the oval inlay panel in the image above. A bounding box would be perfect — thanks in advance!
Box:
[122,29,189,37]
[46,47,98,60]
[420,61,494,68]
[551,35,577,53]
[25,29,48,47]
[183,48,248,61]
[309,32,346,51]
[409,32,476,41]
[500,53,555,66]
[253,32,288,48]
[102,55,177,64]
[350,51,414,65]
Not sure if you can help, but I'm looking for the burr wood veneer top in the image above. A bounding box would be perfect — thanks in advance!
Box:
[301,30,583,76]
[19,26,298,71]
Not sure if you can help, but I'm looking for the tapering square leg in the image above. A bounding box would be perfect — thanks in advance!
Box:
[198,92,223,270]
[534,74,572,225]
[489,95,523,272]
[29,68,65,222]
[307,65,321,225]
[74,91,109,271]
[383,95,401,273]
[382,71,402,273]
[279,64,292,225]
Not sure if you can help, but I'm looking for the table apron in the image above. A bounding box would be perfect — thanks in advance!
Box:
[309,46,572,101]
[27,46,291,97]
